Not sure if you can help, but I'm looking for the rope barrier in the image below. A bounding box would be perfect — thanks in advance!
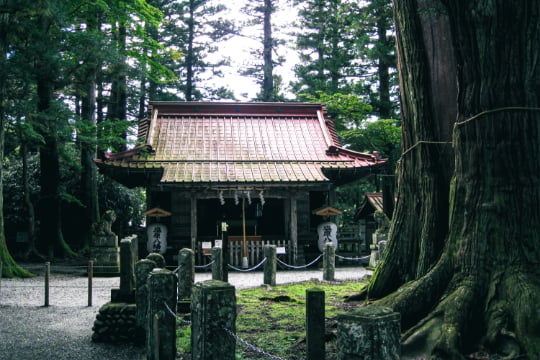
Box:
[400,106,540,159]
[195,261,215,269]
[276,254,323,270]
[228,258,267,272]
[335,254,371,262]
[163,301,288,360]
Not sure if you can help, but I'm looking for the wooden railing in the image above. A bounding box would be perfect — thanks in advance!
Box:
[196,239,292,268]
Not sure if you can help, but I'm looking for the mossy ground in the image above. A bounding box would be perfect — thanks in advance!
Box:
[176,279,367,360]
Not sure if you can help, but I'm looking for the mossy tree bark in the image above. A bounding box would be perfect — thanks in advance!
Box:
[35,8,77,259]
[0,11,34,277]
[364,1,540,358]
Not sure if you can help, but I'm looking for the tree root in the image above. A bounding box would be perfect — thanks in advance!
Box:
[376,266,540,359]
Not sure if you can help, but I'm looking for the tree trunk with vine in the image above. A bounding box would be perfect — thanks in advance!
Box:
[362,1,540,358]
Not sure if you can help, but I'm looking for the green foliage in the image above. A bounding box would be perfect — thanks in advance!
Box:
[341,118,401,166]
[292,0,362,95]
[299,91,372,131]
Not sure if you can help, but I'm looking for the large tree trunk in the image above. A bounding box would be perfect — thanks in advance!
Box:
[261,0,274,101]
[37,78,76,259]
[0,46,33,277]
[79,15,100,250]
[364,1,540,358]
[367,0,456,299]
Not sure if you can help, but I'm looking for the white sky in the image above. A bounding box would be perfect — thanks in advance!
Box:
[207,0,299,101]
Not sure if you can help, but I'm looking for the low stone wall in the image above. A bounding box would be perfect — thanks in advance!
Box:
[92,302,142,343]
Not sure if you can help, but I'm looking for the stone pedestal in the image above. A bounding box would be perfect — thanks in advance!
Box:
[91,237,120,276]
[90,210,120,276]
[337,306,400,360]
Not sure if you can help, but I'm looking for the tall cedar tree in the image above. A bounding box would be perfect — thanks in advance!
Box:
[172,0,235,101]
[292,0,359,95]
[361,1,540,358]
[240,0,285,101]
[356,0,398,119]
[0,2,34,276]
[32,0,77,258]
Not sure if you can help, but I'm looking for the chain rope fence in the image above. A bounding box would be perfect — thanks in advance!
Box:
[163,301,288,360]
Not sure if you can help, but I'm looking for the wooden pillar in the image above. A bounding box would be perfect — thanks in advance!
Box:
[290,195,298,265]
[190,193,197,250]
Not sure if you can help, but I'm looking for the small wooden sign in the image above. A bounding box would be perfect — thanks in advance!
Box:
[277,247,286,255]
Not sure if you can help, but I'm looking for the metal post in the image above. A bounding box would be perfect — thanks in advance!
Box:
[88,260,93,307]
[44,262,50,307]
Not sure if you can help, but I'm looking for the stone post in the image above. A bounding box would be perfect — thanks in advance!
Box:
[111,237,136,302]
[191,280,236,360]
[211,247,223,281]
[135,258,157,328]
[263,245,276,286]
[306,288,325,360]
[178,248,195,300]
[336,306,400,360]
[147,252,166,268]
[146,268,177,360]
[323,243,335,281]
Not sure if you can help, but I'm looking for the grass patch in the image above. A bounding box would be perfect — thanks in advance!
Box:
[176,278,367,360]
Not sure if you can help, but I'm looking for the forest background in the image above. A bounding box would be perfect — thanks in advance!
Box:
[0,0,400,273]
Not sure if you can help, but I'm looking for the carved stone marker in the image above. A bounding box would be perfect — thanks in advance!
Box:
[191,280,236,360]
[135,258,157,328]
[337,306,400,360]
[147,268,177,360]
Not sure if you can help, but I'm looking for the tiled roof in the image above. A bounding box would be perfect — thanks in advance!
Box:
[96,102,386,187]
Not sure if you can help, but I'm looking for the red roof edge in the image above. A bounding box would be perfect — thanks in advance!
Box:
[326,145,387,163]
[101,144,153,161]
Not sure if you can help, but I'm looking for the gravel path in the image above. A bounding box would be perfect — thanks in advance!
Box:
[0,264,370,360]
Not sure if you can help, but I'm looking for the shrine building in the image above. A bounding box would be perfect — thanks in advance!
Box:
[95,101,386,266]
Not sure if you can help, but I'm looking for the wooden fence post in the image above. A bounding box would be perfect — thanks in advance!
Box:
[323,243,335,281]
[88,260,93,307]
[44,262,50,307]
[191,280,236,360]
[263,245,276,286]
[337,306,400,360]
[306,288,325,360]
[147,268,177,360]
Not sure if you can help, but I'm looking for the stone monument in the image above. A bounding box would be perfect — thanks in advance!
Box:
[90,210,120,275]
[368,210,390,268]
